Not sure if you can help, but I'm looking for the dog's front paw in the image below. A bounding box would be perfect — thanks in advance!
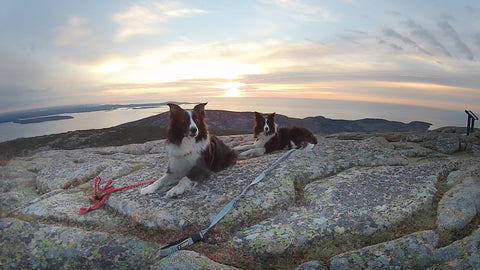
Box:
[165,177,197,198]
[238,148,265,159]
[305,143,315,151]
[140,185,156,195]
[237,152,249,160]
[165,188,180,198]
[234,145,248,151]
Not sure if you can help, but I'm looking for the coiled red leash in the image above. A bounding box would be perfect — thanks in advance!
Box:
[79,176,156,215]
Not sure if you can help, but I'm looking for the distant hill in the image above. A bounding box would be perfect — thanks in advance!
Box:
[119,110,431,134]
[0,110,431,162]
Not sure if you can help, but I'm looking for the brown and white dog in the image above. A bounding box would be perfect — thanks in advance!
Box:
[234,112,317,159]
[140,103,238,197]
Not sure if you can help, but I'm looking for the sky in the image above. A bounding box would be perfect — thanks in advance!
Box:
[1,0,479,114]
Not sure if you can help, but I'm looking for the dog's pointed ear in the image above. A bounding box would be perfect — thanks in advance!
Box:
[269,112,276,119]
[168,103,183,117]
[255,112,263,120]
[193,103,207,116]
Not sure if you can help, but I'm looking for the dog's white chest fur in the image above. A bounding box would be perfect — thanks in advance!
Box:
[168,136,209,176]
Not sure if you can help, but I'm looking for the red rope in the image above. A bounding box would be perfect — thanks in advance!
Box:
[79,176,157,215]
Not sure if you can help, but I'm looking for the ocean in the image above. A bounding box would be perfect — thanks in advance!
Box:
[0,97,467,143]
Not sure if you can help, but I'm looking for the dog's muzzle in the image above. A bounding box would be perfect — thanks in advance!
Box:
[189,127,198,137]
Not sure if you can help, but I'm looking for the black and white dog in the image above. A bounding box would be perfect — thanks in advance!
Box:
[140,103,238,197]
[234,112,317,159]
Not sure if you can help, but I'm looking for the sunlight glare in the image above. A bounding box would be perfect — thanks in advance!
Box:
[216,82,245,97]
[225,88,242,97]
[91,57,127,73]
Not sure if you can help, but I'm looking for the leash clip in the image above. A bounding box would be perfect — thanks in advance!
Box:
[191,230,205,242]
[160,230,206,257]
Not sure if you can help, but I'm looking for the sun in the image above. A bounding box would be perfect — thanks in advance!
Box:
[217,82,245,97]
[225,87,242,97]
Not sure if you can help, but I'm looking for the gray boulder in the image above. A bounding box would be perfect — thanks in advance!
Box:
[421,133,462,154]
[434,226,480,269]
[0,218,160,269]
[437,177,480,231]
[329,230,437,270]
[153,250,240,270]
[231,163,449,256]
[0,159,37,215]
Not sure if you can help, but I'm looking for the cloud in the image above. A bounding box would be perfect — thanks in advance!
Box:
[55,16,94,47]
[0,47,46,89]
[389,10,402,17]
[389,43,403,51]
[0,43,102,112]
[61,32,480,113]
[439,13,456,21]
[383,28,415,46]
[405,20,451,57]
[438,21,475,60]
[382,28,431,56]
[112,1,206,42]
[51,15,112,67]
[89,39,292,84]
[474,33,480,48]
[261,0,336,22]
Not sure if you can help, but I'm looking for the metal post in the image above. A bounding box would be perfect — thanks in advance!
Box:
[465,110,478,136]
[466,115,471,136]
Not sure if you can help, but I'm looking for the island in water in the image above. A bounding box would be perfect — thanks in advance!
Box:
[13,115,74,124]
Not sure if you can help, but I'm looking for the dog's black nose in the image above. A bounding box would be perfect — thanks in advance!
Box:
[190,127,198,134]
[265,126,269,131]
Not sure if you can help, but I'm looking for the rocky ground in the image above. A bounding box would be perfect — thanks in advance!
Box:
[1,130,480,269]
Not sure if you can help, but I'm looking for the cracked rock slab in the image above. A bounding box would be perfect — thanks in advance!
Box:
[153,250,240,270]
[437,177,480,231]
[421,133,462,154]
[329,230,437,270]
[279,137,409,188]
[0,159,37,216]
[231,162,452,256]
[434,226,480,269]
[0,218,161,269]
[31,149,157,194]
[18,190,125,229]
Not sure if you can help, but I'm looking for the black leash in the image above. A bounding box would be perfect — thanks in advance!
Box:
[160,148,297,257]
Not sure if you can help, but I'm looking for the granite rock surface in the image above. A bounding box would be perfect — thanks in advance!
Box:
[1,131,480,269]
